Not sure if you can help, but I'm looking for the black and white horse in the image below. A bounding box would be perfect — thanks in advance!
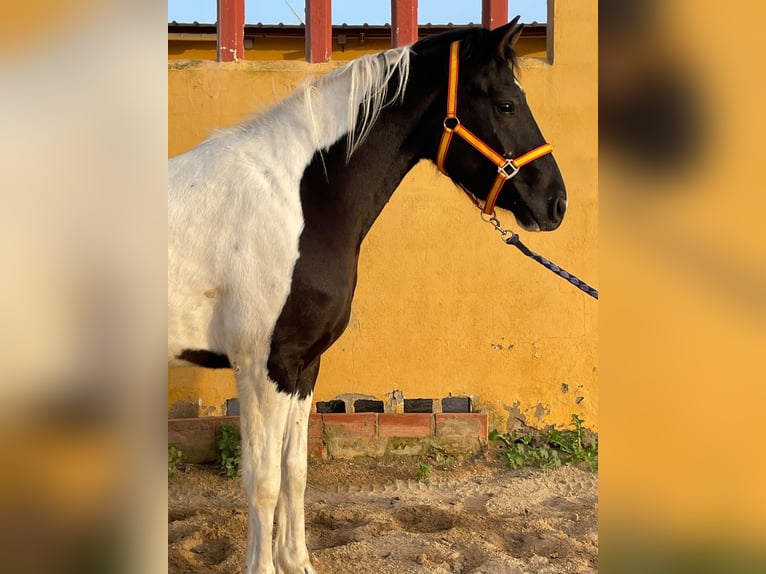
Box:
[168,18,566,574]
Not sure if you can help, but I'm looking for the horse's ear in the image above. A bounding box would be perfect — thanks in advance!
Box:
[491,15,524,62]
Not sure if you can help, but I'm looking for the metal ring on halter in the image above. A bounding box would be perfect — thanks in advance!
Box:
[443,117,460,131]
[498,159,520,179]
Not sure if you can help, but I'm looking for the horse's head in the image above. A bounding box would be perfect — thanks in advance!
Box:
[420,18,567,232]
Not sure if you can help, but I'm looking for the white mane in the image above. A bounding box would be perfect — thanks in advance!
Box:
[211,47,412,162]
[312,46,411,160]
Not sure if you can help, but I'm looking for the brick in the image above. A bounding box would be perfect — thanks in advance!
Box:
[379,413,432,437]
[167,416,240,463]
[308,437,327,460]
[167,418,217,463]
[316,400,346,413]
[404,398,434,413]
[167,429,185,443]
[441,396,471,413]
[225,398,240,416]
[308,413,322,438]
[434,413,488,439]
[354,399,384,413]
[212,416,240,435]
[321,413,377,437]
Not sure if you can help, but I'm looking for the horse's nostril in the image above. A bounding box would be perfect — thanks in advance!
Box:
[552,195,567,223]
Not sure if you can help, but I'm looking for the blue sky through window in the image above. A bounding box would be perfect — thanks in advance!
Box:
[168,1,547,25]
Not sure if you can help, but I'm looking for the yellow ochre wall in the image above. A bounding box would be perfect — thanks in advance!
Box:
[168,2,597,432]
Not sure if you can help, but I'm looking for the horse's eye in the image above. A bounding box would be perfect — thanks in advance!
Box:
[496,102,515,114]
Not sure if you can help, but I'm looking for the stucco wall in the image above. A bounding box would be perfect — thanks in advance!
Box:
[168,2,597,432]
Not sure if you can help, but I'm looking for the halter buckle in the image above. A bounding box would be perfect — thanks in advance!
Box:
[498,159,519,180]
[443,116,460,131]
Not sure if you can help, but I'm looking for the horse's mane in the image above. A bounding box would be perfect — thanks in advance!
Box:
[207,47,411,163]
[303,47,411,160]
[412,26,520,74]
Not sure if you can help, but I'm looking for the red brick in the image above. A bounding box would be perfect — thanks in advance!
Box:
[308,437,327,460]
[379,413,432,437]
[167,416,240,463]
[167,429,185,443]
[434,413,488,439]
[212,415,240,432]
[321,413,377,437]
[167,418,218,463]
[308,413,322,438]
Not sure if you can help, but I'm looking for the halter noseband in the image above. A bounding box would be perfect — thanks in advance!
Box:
[435,40,554,216]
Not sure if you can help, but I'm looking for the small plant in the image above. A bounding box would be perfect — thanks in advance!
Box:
[416,462,432,484]
[490,414,597,472]
[544,414,598,472]
[168,445,183,477]
[435,454,454,471]
[218,423,242,478]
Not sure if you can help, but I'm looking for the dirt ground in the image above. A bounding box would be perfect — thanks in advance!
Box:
[168,455,598,573]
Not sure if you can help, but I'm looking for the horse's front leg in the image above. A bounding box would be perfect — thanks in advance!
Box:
[237,361,293,574]
[274,359,320,574]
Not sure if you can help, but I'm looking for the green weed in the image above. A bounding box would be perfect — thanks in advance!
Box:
[416,462,432,484]
[168,445,183,477]
[218,423,242,478]
[490,414,597,472]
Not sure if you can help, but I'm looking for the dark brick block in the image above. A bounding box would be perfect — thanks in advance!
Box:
[404,398,433,413]
[316,400,346,414]
[354,399,384,413]
[441,396,471,413]
[225,398,240,416]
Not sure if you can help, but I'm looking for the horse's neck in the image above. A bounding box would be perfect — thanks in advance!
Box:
[303,80,440,248]
[352,79,442,241]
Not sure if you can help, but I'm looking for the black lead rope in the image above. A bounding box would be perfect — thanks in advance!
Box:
[483,215,599,300]
[504,232,599,300]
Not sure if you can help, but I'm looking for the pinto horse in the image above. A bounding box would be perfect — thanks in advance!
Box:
[168,18,566,574]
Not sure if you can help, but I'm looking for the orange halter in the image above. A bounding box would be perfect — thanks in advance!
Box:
[435,41,554,216]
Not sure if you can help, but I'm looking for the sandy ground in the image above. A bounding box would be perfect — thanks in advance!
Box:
[168,456,598,573]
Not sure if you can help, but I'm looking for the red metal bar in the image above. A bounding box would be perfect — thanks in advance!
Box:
[391,0,418,47]
[305,0,332,62]
[481,0,508,30]
[546,0,554,62]
[217,0,245,62]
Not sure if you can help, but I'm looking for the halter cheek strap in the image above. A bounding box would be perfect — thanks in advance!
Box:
[435,40,554,216]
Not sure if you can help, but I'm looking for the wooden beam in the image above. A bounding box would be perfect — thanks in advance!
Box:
[481,0,508,30]
[305,0,332,62]
[217,0,245,61]
[391,0,418,47]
